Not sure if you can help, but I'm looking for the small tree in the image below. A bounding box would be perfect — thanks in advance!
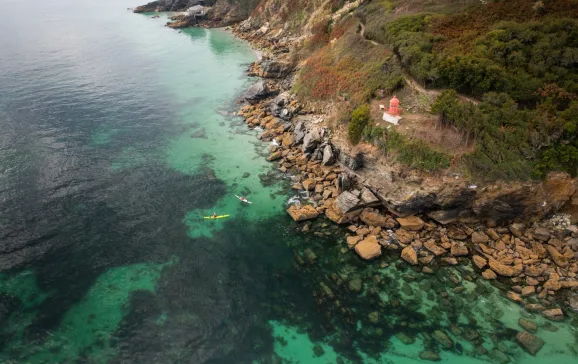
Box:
[348,104,371,144]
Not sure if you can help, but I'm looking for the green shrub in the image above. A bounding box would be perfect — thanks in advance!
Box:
[348,104,371,144]
[382,128,450,171]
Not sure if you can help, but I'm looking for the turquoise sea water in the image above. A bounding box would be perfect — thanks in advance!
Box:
[0,0,577,363]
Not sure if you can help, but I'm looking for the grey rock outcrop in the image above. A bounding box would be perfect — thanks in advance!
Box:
[270,92,294,120]
[244,81,270,104]
[340,151,363,170]
[259,60,294,78]
[336,191,360,214]
[322,145,336,166]
[302,130,321,153]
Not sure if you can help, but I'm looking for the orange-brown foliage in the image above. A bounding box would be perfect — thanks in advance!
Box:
[329,16,357,40]
[430,0,578,51]
[296,37,389,103]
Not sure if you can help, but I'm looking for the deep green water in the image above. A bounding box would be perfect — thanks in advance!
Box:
[0,0,577,363]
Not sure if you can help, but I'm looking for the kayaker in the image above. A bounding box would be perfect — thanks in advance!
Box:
[212,212,217,218]
[240,196,247,202]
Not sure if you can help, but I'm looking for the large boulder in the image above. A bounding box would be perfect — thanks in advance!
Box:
[401,246,418,265]
[543,308,564,321]
[516,331,544,355]
[471,231,489,244]
[518,318,537,333]
[340,151,364,170]
[431,330,453,349]
[473,255,487,269]
[336,191,360,214]
[346,235,362,249]
[286,205,319,222]
[532,227,550,242]
[325,205,350,224]
[424,240,447,256]
[360,188,381,207]
[354,235,382,260]
[360,208,389,227]
[336,173,354,191]
[322,145,336,166]
[302,130,321,153]
[259,60,294,79]
[488,257,523,277]
[396,216,424,231]
[545,245,569,267]
[244,81,270,104]
[451,243,469,257]
[269,92,292,120]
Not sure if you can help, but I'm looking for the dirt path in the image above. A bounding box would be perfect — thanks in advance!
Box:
[359,23,479,105]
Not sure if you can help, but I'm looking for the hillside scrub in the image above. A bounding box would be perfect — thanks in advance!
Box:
[352,0,578,180]
[431,90,578,180]
[293,31,403,104]
[363,1,578,104]
[367,125,450,172]
[348,104,370,144]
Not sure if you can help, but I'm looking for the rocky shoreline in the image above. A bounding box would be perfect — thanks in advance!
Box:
[230,22,578,316]
[133,5,578,358]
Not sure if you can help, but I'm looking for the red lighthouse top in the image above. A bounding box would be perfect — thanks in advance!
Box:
[388,96,400,115]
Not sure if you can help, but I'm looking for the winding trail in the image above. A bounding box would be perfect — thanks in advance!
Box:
[359,23,480,105]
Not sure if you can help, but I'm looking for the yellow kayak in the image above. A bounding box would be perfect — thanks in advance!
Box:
[204,214,230,219]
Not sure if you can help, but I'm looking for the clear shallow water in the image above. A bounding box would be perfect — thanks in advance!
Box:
[0,1,577,363]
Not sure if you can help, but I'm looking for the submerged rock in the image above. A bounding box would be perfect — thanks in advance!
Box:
[432,330,454,350]
[419,350,441,362]
[516,331,544,355]
[506,291,523,304]
[348,278,362,292]
[543,308,564,321]
[395,332,415,345]
[312,344,324,357]
[491,349,511,364]
[519,318,538,332]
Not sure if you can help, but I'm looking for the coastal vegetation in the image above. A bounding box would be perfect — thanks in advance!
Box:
[348,104,370,144]
[292,0,578,180]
